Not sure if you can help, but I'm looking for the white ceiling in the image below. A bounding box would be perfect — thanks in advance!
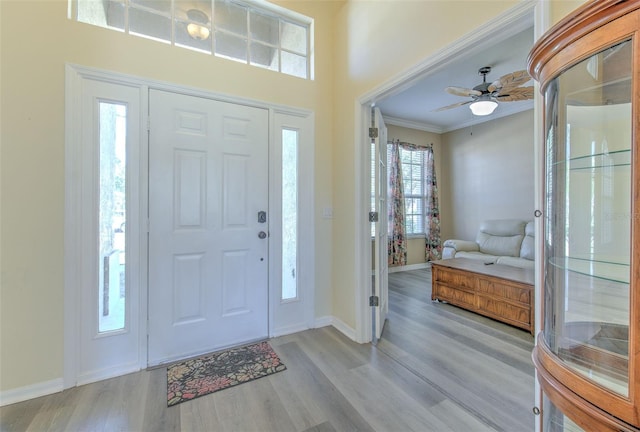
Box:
[376,26,535,134]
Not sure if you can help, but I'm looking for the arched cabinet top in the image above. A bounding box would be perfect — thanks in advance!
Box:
[528,0,640,90]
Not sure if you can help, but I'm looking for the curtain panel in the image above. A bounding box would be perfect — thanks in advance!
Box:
[423,145,442,261]
[387,140,407,266]
[387,140,442,265]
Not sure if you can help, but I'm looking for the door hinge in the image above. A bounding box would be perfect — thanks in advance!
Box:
[369,127,378,139]
[147,117,151,132]
[369,211,379,222]
[369,295,379,307]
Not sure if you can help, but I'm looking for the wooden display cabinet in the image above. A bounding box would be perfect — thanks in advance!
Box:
[528,1,640,430]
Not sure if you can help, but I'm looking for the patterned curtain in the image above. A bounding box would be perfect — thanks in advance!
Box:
[423,145,442,261]
[387,140,407,266]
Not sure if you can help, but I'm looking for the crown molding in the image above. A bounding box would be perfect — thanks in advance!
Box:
[382,116,444,134]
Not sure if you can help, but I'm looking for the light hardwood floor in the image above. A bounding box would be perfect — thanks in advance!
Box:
[1,268,535,431]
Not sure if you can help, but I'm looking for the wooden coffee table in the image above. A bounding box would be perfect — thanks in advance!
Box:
[431,258,535,334]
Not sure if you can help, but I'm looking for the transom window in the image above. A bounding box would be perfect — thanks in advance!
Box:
[75,0,312,79]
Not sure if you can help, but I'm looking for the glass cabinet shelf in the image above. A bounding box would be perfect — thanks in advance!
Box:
[554,149,631,170]
[547,256,629,284]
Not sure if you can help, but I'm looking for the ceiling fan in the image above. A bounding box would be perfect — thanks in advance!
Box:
[435,66,534,116]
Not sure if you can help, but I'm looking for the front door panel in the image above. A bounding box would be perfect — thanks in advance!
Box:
[148,90,269,365]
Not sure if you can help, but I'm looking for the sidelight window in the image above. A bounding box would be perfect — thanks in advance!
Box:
[98,102,127,333]
[282,128,298,301]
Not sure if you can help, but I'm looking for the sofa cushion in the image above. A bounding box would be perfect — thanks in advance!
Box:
[519,221,535,260]
[496,256,535,269]
[475,219,526,257]
[455,251,498,263]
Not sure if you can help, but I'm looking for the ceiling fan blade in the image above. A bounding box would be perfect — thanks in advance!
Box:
[446,86,482,97]
[495,86,534,102]
[433,100,473,112]
[488,70,531,93]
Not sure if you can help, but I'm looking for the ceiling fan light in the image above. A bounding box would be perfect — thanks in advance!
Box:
[186,9,210,40]
[469,99,498,116]
[187,23,210,40]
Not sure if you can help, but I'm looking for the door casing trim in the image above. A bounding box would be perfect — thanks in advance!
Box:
[353,1,541,344]
[64,64,314,388]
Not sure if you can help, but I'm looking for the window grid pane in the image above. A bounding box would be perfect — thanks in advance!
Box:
[129,7,172,42]
[76,0,311,79]
[214,0,248,35]
[399,148,426,236]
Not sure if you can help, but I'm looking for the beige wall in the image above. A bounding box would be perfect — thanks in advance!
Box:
[0,0,589,395]
[440,110,535,242]
[0,0,340,392]
[331,0,521,331]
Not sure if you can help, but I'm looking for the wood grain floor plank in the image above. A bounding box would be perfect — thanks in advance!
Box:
[210,384,259,431]
[24,386,80,432]
[272,340,374,432]
[332,363,464,432]
[302,420,337,432]
[178,388,222,431]
[141,368,180,432]
[0,267,536,432]
[1,395,47,432]
[241,375,298,432]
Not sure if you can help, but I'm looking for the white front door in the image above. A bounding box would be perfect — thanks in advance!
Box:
[148,89,269,366]
[373,107,389,340]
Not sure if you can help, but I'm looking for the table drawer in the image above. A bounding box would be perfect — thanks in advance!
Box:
[434,268,476,290]
[477,296,531,327]
[477,278,530,304]
[433,283,476,309]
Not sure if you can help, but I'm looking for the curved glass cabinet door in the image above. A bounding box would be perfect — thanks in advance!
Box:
[543,39,632,397]
[543,394,584,432]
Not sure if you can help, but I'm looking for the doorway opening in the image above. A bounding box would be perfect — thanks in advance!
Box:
[356,3,539,343]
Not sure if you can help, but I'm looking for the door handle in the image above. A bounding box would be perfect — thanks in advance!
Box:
[258,231,267,239]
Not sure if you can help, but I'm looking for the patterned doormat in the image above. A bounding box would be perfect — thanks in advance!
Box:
[167,341,287,407]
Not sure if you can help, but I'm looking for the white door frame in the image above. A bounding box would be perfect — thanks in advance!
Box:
[353,2,542,345]
[64,64,314,387]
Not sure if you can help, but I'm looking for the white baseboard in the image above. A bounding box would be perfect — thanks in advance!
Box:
[0,378,63,407]
[330,317,357,341]
[77,363,141,387]
[271,323,312,338]
[314,316,333,328]
[389,262,431,273]
[315,315,357,341]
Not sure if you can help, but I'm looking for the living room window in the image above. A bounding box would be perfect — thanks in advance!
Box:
[399,147,426,236]
[370,143,428,237]
[74,0,313,79]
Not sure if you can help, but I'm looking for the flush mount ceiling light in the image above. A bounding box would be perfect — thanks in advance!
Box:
[469,95,498,116]
[186,9,210,40]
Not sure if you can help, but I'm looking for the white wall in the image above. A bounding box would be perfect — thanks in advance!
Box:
[330,0,523,331]
[441,110,535,241]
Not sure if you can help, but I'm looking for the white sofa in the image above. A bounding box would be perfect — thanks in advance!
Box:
[442,219,534,269]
